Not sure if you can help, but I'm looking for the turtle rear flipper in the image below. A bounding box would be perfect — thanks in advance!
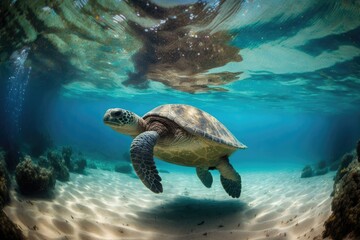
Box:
[196,167,213,188]
[130,131,163,193]
[217,157,241,198]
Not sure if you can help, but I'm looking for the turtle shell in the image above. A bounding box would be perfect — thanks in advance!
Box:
[143,104,247,149]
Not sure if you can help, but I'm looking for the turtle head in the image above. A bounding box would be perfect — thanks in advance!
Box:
[103,108,144,137]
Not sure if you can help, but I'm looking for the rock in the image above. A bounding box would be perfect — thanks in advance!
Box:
[323,158,360,240]
[115,164,133,175]
[61,146,73,170]
[0,151,25,239]
[333,152,354,187]
[301,161,330,178]
[0,152,10,208]
[47,151,70,181]
[73,158,87,174]
[0,210,25,240]
[15,158,56,195]
[301,165,313,178]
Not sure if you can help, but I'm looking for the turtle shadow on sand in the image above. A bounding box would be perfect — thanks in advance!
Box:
[134,196,250,234]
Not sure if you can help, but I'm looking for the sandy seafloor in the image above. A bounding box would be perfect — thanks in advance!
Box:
[4,168,334,240]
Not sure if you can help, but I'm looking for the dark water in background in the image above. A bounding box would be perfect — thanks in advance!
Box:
[0,0,360,171]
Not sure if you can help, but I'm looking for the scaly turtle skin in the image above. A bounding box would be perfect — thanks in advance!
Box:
[103,104,247,198]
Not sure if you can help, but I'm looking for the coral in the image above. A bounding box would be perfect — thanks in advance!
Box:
[47,151,70,182]
[323,158,360,240]
[300,165,313,178]
[62,146,73,170]
[37,155,51,169]
[333,152,354,186]
[15,158,55,195]
[0,210,25,240]
[73,158,87,174]
[301,161,330,178]
[0,151,24,238]
[0,154,11,208]
[115,163,133,175]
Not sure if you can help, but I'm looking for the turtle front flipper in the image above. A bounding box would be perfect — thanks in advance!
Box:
[217,157,241,198]
[196,167,213,188]
[130,131,163,193]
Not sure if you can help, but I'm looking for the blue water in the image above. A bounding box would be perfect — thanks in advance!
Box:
[1,1,360,239]
[0,1,359,171]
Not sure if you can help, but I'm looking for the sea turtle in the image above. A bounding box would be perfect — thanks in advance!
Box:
[103,104,247,198]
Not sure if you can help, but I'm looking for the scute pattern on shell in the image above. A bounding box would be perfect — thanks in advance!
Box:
[143,104,246,149]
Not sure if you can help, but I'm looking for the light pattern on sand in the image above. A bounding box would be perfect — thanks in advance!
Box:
[4,169,333,240]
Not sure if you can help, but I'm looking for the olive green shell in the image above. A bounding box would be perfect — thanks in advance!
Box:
[143,104,246,149]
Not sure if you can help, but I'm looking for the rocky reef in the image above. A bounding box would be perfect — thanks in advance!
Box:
[0,150,25,239]
[323,142,360,240]
[0,153,10,207]
[0,210,25,240]
[300,160,329,178]
[37,147,88,180]
[62,146,73,171]
[332,152,355,195]
[61,147,87,174]
[15,157,56,195]
[46,151,70,182]
[300,165,313,178]
[73,158,87,174]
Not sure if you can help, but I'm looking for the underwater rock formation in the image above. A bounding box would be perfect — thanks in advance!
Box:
[301,160,330,178]
[0,152,10,208]
[314,160,328,176]
[323,156,360,240]
[73,158,87,174]
[0,151,25,239]
[0,211,25,240]
[300,165,313,178]
[15,157,55,195]
[333,152,354,190]
[46,150,70,182]
[62,146,73,171]
[114,163,133,175]
[40,148,88,176]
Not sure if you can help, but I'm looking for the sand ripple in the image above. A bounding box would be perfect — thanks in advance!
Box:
[4,169,333,240]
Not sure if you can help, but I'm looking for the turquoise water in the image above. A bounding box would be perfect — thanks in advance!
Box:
[0,0,360,171]
[1,1,360,239]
